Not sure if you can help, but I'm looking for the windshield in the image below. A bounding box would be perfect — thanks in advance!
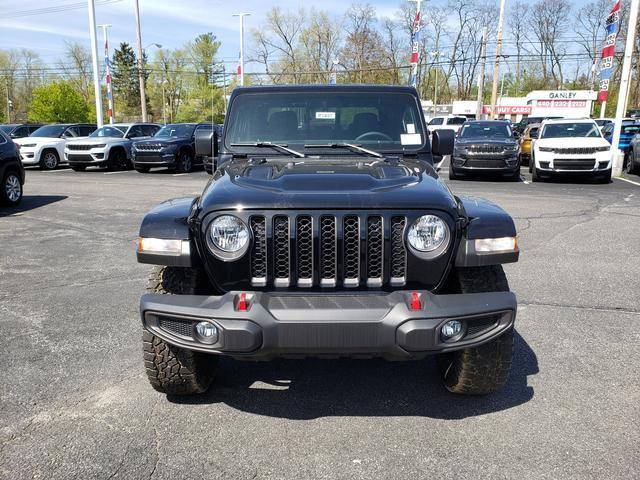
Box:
[459,123,511,139]
[621,124,640,135]
[90,126,126,138]
[0,125,15,133]
[31,125,66,137]
[154,124,195,138]
[540,122,601,139]
[225,91,427,152]
[447,117,467,125]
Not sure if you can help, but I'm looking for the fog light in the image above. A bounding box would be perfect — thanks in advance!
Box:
[195,321,218,343]
[441,320,463,341]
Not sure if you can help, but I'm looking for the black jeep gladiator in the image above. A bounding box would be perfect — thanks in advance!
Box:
[137,85,519,396]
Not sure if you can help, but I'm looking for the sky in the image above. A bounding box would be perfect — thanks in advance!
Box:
[0,0,403,68]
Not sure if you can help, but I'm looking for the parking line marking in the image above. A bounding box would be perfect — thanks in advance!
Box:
[173,173,188,176]
[104,171,128,175]
[615,176,640,187]
[521,176,530,184]
[42,169,69,173]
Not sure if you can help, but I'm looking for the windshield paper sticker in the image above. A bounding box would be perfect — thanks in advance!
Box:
[401,133,422,145]
[315,111,336,120]
[407,123,416,134]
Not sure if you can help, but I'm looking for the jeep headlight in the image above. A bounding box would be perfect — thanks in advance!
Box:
[595,146,610,152]
[538,146,554,152]
[208,215,249,259]
[407,215,449,255]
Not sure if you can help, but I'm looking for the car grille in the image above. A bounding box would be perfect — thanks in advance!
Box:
[248,213,408,289]
[67,154,94,162]
[464,159,506,168]
[552,147,598,155]
[67,144,93,151]
[159,317,193,337]
[466,145,504,154]
[135,144,163,151]
[554,160,596,170]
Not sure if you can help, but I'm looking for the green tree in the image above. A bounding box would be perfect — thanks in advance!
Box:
[111,42,148,118]
[188,33,221,88]
[28,81,89,122]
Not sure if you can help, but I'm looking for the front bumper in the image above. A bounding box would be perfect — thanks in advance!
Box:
[66,150,107,165]
[132,150,177,167]
[19,147,41,166]
[451,153,520,174]
[535,153,611,175]
[141,290,517,360]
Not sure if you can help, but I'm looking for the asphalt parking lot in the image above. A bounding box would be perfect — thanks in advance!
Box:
[1,166,639,480]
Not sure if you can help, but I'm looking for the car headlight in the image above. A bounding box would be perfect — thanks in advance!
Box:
[595,146,610,152]
[93,144,106,149]
[538,146,554,152]
[407,215,450,255]
[208,215,249,259]
[163,144,178,152]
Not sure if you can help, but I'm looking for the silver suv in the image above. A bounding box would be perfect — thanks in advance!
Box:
[64,123,161,171]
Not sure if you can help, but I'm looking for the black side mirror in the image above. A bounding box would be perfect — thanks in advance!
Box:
[431,129,454,156]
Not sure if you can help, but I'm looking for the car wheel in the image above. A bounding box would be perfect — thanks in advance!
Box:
[176,151,193,173]
[437,266,514,395]
[39,150,59,170]
[107,149,126,171]
[531,163,542,182]
[627,150,638,175]
[1,171,23,206]
[143,266,218,395]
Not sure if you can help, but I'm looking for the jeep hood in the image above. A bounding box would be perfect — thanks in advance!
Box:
[536,137,609,148]
[198,158,458,212]
[136,137,187,146]
[15,137,66,145]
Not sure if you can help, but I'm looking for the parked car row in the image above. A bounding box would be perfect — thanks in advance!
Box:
[0,122,221,174]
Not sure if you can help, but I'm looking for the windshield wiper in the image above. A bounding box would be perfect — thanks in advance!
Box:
[230,142,305,158]
[304,143,383,158]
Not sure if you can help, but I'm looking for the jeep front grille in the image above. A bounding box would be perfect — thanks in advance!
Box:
[467,145,504,154]
[248,213,408,289]
[67,144,93,151]
[552,147,598,155]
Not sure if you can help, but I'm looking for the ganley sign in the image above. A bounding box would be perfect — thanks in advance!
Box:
[548,92,578,99]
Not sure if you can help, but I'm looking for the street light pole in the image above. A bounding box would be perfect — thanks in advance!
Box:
[232,13,251,87]
[134,0,148,121]
[489,0,507,120]
[87,0,103,127]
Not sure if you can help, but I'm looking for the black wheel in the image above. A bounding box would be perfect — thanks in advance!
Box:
[71,166,86,172]
[437,266,514,395]
[1,171,23,206]
[176,151,194,173]
[448,165,460,180]
[135,166,150,173]
[143,266,218,395]
[39,150,59,170]
[531,162,542,182]
[107,149,127,171]
[627,150,638,175]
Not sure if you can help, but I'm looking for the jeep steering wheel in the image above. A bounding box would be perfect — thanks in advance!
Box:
[355,131,393,142]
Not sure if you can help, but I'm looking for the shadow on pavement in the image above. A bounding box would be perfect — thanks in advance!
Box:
[0,195,67,216]
[169,330,538,420]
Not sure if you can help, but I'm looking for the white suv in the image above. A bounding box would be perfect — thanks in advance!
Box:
[531,119,612,183]
[427,116,467,134]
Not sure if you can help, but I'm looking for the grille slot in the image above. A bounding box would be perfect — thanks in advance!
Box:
[366,216,383,287]
[467,145,504,154]
[273,216,290,287]
[343,216,360,287]
[465,159,506,168]
[67,144,93,151]
[296,216,313,287]
[554,160,596,171]
[390,217,407,286]
[159,317,193,337]
[319,216,337,287]
[250,217,267,286]
[465,315,500,338]
[553,147,597,155]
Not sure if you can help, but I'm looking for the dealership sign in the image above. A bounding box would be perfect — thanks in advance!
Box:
[536,100,588,108]
[483,105,532,115]
[598,0,621,103]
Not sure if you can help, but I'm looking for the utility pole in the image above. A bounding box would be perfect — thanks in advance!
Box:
[476,27,488,120]
[134,0,148,121]
[221,63,228,114]
[87,0,103,127]
[98,24,114,124]
[489,0,507,120]
[232,13,251,87]
[408,0,424,89]
[611,0,639,176]
[5,84,11,123]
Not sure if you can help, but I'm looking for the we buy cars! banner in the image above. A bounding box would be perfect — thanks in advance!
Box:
[598,0,621,103]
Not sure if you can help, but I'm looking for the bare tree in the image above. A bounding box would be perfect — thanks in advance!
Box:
[300,9,344,83]
[58,41,92,103]
[575,0,611,87]
[507,0,529,94]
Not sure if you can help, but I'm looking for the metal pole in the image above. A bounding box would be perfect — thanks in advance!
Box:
[408,0,423,89]
[232,13,251,87]
[476,27,488,120]
[600,101,607,119]
[433,66,439,118]
[87,0,103,127]
[611,0,639,176]
[98,24,114,124]
[134,0,147,121]
[5,84,10,123]
[489,0,507,120]
[161,82,166,124]
[221,63,228,114]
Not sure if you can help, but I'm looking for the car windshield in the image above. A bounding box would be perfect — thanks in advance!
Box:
[90,126,126,138]
[31,125,66,137]
[155,124,195,138]
[621,124,640,135]
[0,125,16,133]
[447,117,467,125]
[225,91,427,153]
[540,122,601,139]
[459,123,511,138]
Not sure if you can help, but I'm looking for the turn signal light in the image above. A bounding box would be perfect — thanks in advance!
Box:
[236,292,249,312]
[410,292,422,311]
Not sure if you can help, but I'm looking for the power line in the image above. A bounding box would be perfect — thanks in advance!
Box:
[6,0,123,18]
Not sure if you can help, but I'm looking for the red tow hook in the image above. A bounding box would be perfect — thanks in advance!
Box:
[409,292,422,311]
[236,292,249,312]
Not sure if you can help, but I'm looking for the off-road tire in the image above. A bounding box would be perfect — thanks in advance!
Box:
[135,166,150,173]
[437,265,514,395]
[143,266,218,395]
